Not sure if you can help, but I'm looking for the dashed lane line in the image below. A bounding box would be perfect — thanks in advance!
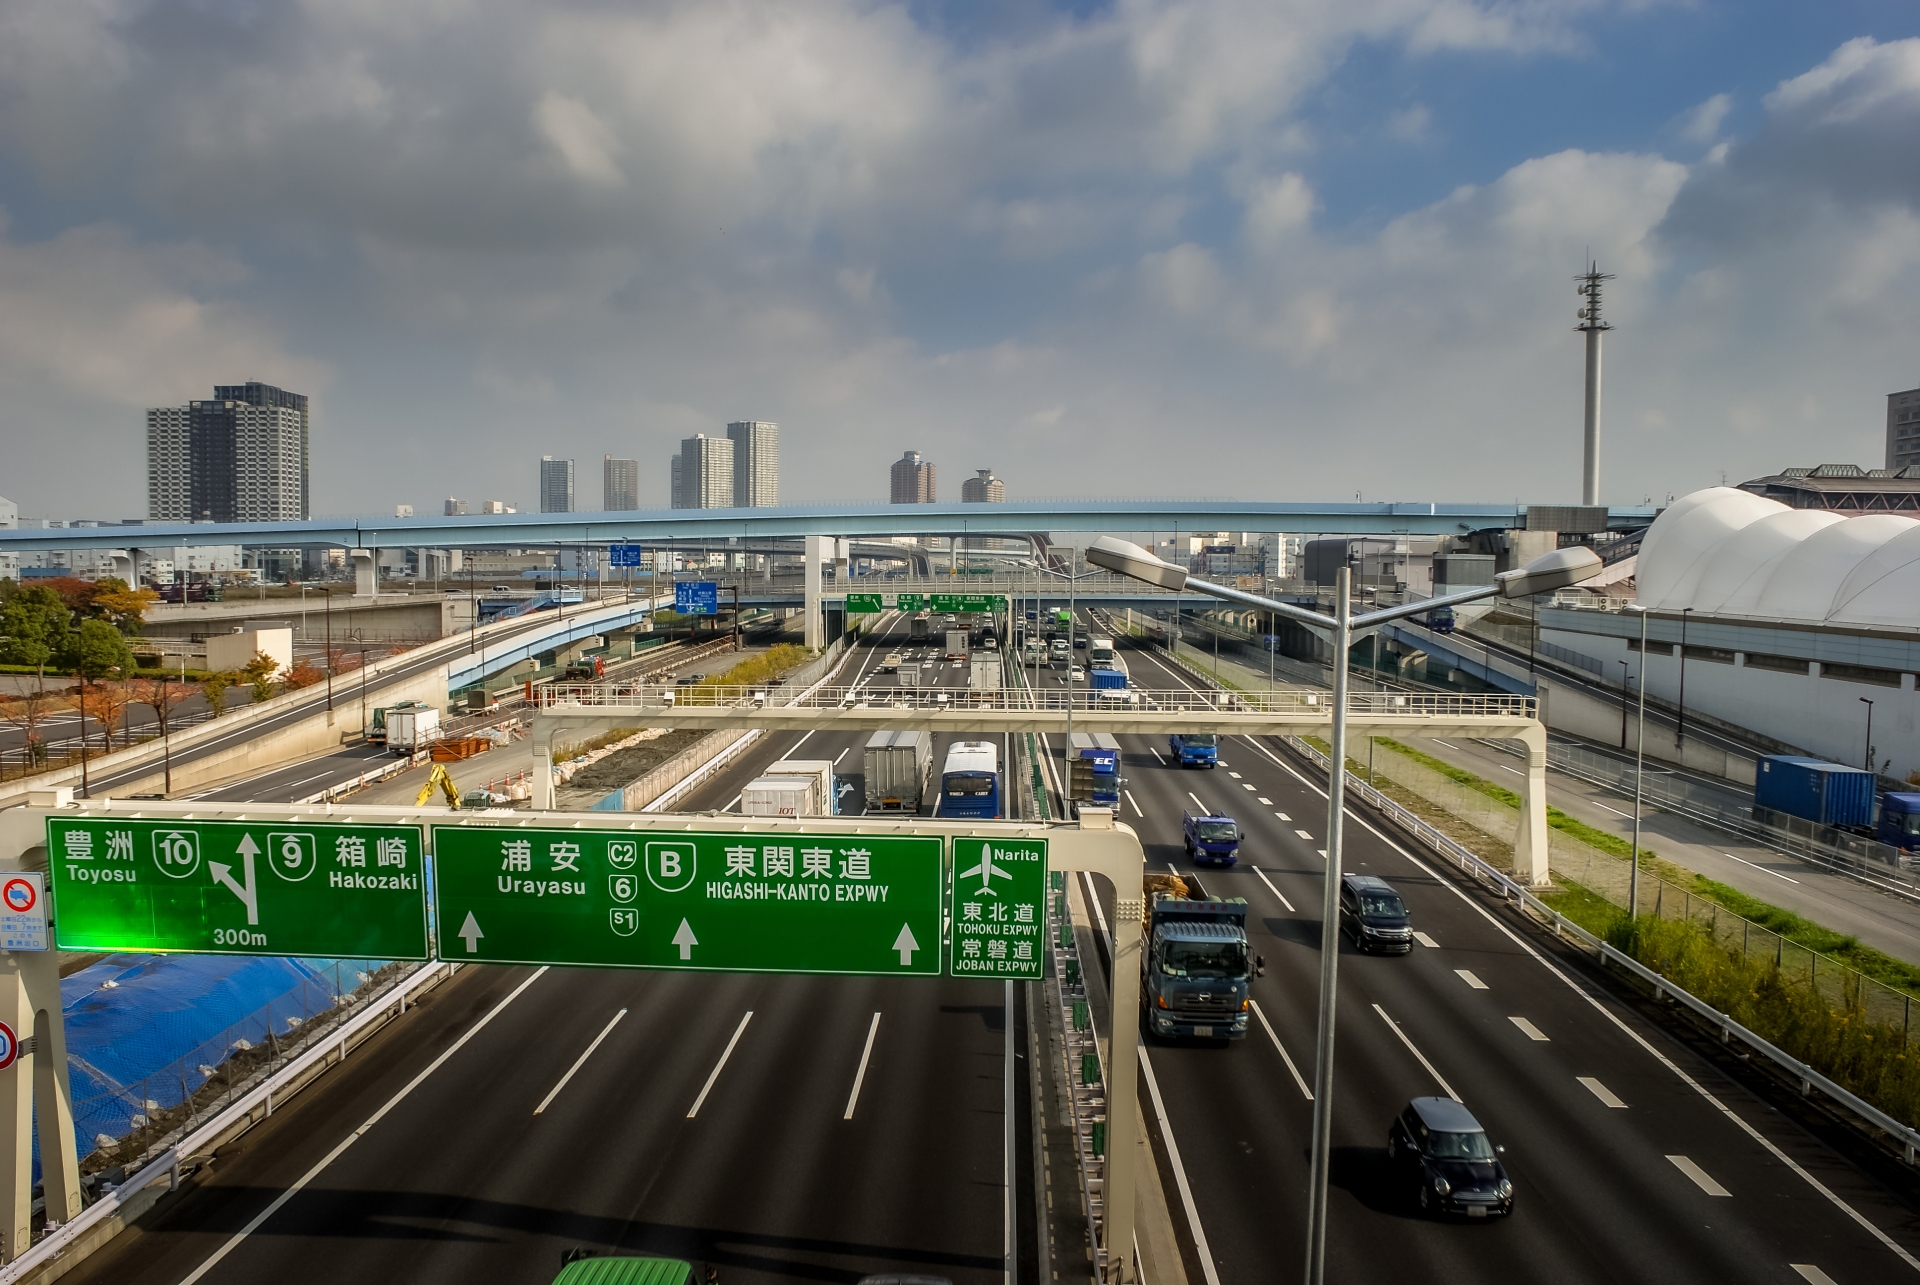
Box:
[1372,1003,1460,1102]
[1668,1154,1733,1197]
[1508,1016,1549,1042]
[1250,1000,1312,1100]
[1125,789,1144,817]
[687,1011,754,1118]
[843,1012,881,1120]
[1456,969,1489,990]
[1413,931,1440,949]
[534,1007,628,1114]
[1294,829,1314,841]
[1579,1076,1628,1109]
[1253,867,1296,913]
[1723,852,1802,885]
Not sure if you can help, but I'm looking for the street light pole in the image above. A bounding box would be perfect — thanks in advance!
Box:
[1630,606,1648,919]
[1084,536,1603,1285]
[1618,660,1629,749]
[324,588,335,713]
[1676,607,1692,745]
[1861,697,1876,772]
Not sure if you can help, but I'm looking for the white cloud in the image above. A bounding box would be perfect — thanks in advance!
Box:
[1679,92,1731,144]
[1387,103,1433,142]
[535,93,625,187]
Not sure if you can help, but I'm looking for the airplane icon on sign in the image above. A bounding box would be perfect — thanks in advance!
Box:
[959,848,1012,896]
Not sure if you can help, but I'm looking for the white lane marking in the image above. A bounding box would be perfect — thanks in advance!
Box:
[722,794,741,812]
[687,1011,755,1118]
[1593,801,1634,819]
[1274,812,1291,822]
[1455,969,1489,990]
[1431,739,1459,749]
[534,1007,628,1114]
[175,967,550,1285]
[1253,867,1296,912]
[1509,1016,1549,1042]
[1792,1267,1839,1285]
[1723,852,1802,884]
[1125,789,1144,818]
[1257,797,1273,805]
[1243,783,1257,791]
[1187,791,1208,811]
[1317,850,1327,859]
[786,730,817,755]
[1498,764,1524,776]
[1579,1076,1628,1108]
[1413,931,1440,949]
[1668,1154,1732,1197]
[1151,748,1166,764]
[1228,772,1243,779]
[1265,741,1920,1276]
[843,1012,882,1119]
[1167,862,1182,875]
[1372,1004,1459,1101]
[1294,829,1314,841]
[1250,1000,1311,1099]
[1139,1040,1224,1285]
[832,747,849,766]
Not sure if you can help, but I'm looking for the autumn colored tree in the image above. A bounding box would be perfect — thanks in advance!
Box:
[202,671,237,717]
[282,659,325,690]
[88,579,161,634]
[81,679,137,752]
[132,675,196,742]
[0,689,66,768]
[240,651,281,703]
[39,577,98,617]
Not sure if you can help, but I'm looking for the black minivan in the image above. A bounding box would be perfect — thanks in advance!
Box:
[1388,1097,1514,1217]
[1338,873,1413,953]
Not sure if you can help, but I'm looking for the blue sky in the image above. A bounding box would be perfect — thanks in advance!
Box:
[1,0,1917,518]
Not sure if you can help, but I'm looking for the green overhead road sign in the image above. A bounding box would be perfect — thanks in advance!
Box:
[432,827,944,975]
[845,593,884,614]
[931,593,1006,613]
[46,818,430,959]
[950,837,1046,979]
[893,593,925,611]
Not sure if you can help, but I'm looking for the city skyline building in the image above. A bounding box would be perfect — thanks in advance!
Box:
[445,498,470,516]
[962,469,1005,503]
[147,381,310,524]
[890,450,936,504]
[725,420,780,507]
[603,455,639,511]
[672,434,735,509]
[1888,387,1920,471]
[540,456,575,513]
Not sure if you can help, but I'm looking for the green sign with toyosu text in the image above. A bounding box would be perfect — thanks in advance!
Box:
[845,593,884,614]
[432,827,944,975]
[949,837,1046,979]
[930,593,1007,613]
[46,817,429,958]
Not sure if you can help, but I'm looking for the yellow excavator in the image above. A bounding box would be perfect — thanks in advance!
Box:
[417,763,462,809]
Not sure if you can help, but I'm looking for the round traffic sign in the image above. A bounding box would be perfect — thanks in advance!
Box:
[0,1022,20,1071]
[2,878,36,915]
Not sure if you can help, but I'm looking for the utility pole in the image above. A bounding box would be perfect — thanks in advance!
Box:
[1576,261,1615,507]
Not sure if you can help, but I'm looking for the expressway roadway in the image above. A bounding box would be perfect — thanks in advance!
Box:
[1067,612,1920,1285]
[64,612,1029,1285]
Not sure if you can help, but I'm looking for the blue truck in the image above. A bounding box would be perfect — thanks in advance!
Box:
[1169,733,1218,768]
[1183,810,1240,865]
[1090,668,1130,702]
[1753,755,1920,851]
[1142,890,1252,1041]
[1069,733,1122,813]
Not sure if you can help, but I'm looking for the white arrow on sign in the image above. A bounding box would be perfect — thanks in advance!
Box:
[209,836,261,925]
[892,923,919,966]
[672,918,698,961]
[458,912,484,954]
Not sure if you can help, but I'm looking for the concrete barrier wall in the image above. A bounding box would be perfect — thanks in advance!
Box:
[1536,675,1757,786]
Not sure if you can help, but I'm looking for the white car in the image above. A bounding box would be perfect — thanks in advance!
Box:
[879,652,903,673]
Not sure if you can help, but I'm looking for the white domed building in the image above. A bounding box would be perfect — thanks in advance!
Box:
[1539,486,1920,780]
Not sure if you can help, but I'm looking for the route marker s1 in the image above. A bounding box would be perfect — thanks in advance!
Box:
[46,818,430,959]
[949,836,1046,979]
[432,826,943,975]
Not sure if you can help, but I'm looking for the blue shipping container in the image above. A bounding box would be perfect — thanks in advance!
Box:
[1753,755,1876,828]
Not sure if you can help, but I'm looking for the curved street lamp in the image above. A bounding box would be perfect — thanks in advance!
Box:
[1086,534,1602,1285]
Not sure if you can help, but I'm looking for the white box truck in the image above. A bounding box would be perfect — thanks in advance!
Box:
[864,730,933,812]
[740,775,820,818]
[771,759,838,814]
[969,655,1003,692]
[386,704,441,755]
[946,630,970,660]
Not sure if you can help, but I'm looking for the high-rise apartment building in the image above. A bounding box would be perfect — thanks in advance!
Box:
[147,381,310,523]
[445,498,470,516]
[540,456,575,513]
[890,451,936,504]
[725,421,779,507]
[603,456,639,511]
[962,469,1005,502]
[1889,387,1920,471]
[672,434,735,509]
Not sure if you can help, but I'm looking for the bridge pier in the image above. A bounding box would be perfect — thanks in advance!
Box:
[0,944,81,1263]
[350,548,377,597]
[804,534,828,650]
[1512,722,1551,886]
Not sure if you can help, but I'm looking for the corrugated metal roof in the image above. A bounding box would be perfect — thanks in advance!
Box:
[552,1258,694,1285]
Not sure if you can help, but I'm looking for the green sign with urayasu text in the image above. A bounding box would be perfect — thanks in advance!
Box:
[431,826,944,975]
[46,817,430,959]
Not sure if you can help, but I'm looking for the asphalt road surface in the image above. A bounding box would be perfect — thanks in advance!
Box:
[1078,617,1920,1285]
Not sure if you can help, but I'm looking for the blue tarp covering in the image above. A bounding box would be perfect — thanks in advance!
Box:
[54,953,388,1172]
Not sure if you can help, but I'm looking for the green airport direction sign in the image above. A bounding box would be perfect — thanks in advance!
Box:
[46,818,430,959]
[949,837,1046,979]
[432,827,944,975]
[845,593,884,614]
[931,593,1007,613]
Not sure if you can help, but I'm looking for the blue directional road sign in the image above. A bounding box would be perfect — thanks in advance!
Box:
[609,544,643,568]
[676,581,719,615]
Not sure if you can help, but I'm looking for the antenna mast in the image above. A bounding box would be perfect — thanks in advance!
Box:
[1576,261,1615,507]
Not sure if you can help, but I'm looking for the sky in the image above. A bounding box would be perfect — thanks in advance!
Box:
[2,0,1918,520]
